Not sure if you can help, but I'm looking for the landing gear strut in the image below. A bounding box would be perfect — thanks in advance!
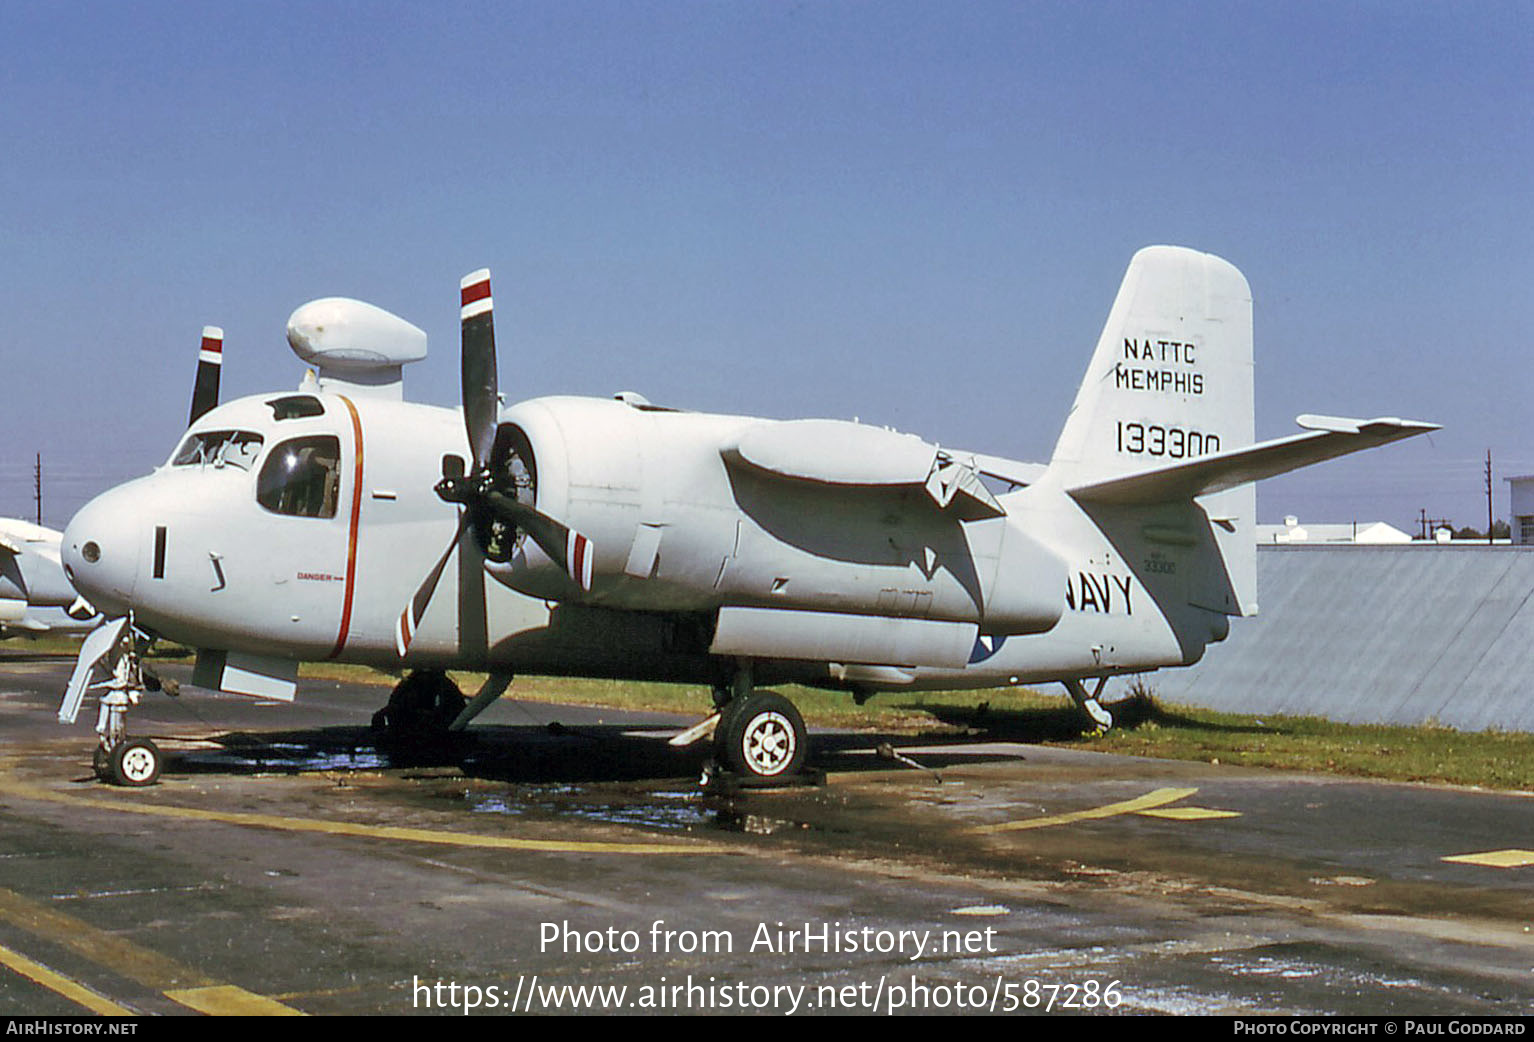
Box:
[1065,677,1115,729]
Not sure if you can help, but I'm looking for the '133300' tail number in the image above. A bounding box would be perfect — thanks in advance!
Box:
[1116,422,1219,459]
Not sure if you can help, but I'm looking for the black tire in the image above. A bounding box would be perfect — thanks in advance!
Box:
[376,671,465,738]
[428,674,467,731]
[109,738,162,787]
[92,744,110,780]
[718,692,807,780]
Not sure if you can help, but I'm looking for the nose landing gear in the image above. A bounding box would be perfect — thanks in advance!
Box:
[89,632,164,786]
[57,617,170,786]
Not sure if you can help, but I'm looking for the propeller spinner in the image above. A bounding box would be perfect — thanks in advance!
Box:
[394,270,594,657]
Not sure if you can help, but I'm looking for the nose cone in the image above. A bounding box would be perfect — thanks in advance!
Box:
[62,490,142,617]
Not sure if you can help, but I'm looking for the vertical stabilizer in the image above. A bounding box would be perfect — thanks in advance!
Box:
[1051,247,1257,617]
[1050,246,1253,485]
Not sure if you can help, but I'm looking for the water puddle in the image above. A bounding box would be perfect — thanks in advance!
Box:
[182,741,390,773]
[456,785,815,836]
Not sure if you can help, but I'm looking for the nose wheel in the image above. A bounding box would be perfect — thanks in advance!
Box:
[95,737,163,787]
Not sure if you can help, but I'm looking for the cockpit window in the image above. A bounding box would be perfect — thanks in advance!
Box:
[267,395,325,420]
[256,436,342,519]
[172,430,265,471]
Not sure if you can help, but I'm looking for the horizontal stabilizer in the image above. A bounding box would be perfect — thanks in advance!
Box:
[1068,416,1439,506]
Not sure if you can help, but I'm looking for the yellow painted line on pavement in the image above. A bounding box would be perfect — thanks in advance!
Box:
[1442,849,1534,869]
[0,776,721,855]
[1137,806,1242,821]
[167,984,307,1016]
[0,941,137,1016]
[0,886,215,992]
[972,787,1199,833]
[0,886,302,1016]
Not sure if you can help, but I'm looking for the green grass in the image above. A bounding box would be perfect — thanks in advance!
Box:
[300,664,1534,790]
[10,634,1533,790]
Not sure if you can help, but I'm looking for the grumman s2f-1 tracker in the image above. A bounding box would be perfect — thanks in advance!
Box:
[57,246,1434,786]
[0,518,96,637]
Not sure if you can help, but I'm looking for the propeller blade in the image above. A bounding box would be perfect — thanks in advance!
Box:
[483,491,594,591]
[188,326,223,425]
[435,269,593,596]
[395,514,471,657]
[460,269,498,472]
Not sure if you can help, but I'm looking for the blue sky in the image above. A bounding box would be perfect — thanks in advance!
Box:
[2,1,1529,533]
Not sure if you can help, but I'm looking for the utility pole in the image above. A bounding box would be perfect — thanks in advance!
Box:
[1486,450,1495,544]
[33,453,41,526]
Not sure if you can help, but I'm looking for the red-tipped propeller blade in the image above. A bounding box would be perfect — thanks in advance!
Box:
[460,270,498,473]
[395,514,470,657]
[188,326,223,425]
[482,491,595,592]
[396,269,598,655]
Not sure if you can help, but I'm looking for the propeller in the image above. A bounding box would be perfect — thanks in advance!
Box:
[188,326,223,425]
[394,270,594,657]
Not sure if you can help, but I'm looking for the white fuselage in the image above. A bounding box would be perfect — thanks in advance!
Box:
[62,388,1216,694]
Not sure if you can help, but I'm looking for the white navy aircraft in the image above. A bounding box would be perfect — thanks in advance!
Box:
[58,247,1435,786]
[0,518,96,637]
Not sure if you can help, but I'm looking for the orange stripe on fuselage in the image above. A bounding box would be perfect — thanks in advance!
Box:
[329,395,364,659]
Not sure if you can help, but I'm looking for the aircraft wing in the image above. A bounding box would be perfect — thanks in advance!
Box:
[1067,416,1439,506]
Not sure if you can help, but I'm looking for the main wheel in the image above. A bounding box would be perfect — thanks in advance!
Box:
[108,738,162,787]
[718,692,807,780]
[373,671,466,738]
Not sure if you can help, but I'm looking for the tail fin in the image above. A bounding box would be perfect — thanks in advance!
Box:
[1049,246,1258,618]
[1042,248,1436,630]
[1048,246,1254,487]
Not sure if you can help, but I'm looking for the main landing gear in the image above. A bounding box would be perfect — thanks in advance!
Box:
[371,670,467,740]
[692,662,813,787]
[371,670,513,742]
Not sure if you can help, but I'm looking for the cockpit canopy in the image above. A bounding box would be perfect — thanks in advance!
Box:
[170,426,342,521]
[171,430,264,471]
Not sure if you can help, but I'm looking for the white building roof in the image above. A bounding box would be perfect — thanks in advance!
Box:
[1256,517,1412,545]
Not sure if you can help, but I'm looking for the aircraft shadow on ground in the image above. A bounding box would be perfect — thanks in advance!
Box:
[161,717,1038,785]
[907,692,1269,739]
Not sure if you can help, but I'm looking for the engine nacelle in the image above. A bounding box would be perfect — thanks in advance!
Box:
[485,396,1065,637]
